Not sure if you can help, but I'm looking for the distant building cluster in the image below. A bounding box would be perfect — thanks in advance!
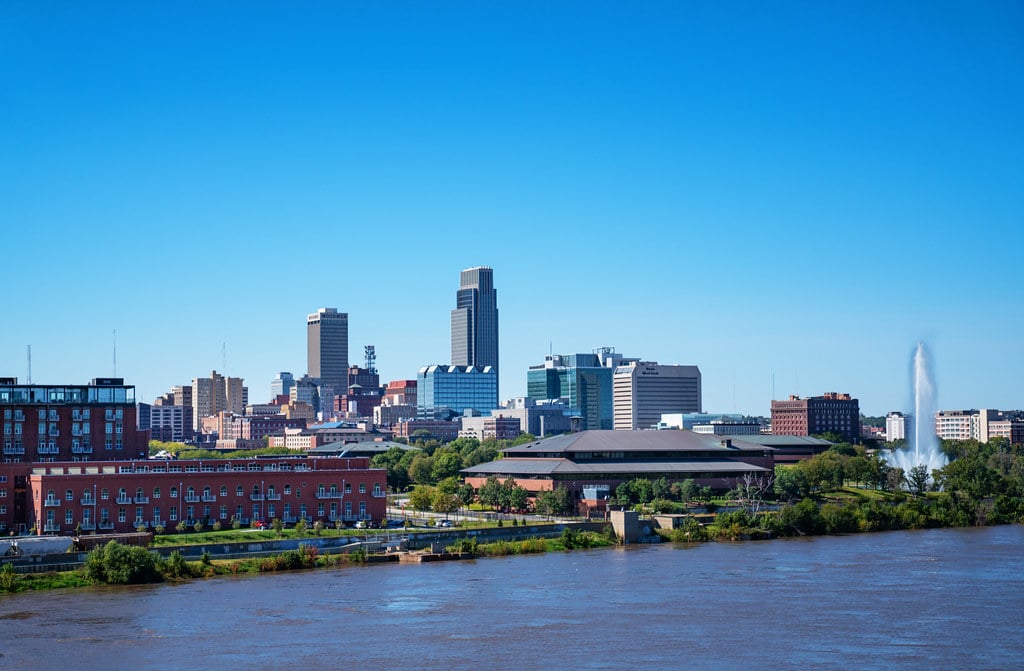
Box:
[5,263,1020,533]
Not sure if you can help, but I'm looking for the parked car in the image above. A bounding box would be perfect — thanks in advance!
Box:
[434,519,453,528]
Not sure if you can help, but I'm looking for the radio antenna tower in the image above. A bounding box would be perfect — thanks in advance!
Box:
[364,345,376,374]
[27,345,32,384]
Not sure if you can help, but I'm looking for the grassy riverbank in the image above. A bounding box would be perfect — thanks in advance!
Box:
[0,525,614,594]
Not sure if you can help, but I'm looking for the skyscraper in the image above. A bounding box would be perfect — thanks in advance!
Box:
[307,308,348,392]
[451,266,498,404]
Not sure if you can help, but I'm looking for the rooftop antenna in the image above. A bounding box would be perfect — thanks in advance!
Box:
[113,329,117,377]
[26,345,31,384]
[364,345,376,374]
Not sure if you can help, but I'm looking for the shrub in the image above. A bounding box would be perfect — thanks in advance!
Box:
[176,521,189,534]
[231,517,242,530]
[85,541,162,585]
[154,525,165,535]
[162,550,194,579]
[211,521,222,532]
[192,521,204,533]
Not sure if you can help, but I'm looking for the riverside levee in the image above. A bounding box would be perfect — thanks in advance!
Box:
[3,522,611,572]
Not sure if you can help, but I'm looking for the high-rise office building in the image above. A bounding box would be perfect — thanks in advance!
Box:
[271,372,294,400]
[190,370,247,433]
[307,308,348,391]
[451,267,498,404]
[527,351,622,430]
[613,362,702,431]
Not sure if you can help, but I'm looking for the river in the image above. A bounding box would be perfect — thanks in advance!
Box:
[1,525,1022,670]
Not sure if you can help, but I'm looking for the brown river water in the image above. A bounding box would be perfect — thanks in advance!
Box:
[1,525,1022,670]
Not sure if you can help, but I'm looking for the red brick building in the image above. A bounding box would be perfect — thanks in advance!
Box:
[770,392,861,443]
[1,456,386,536]
[1,377,149,463]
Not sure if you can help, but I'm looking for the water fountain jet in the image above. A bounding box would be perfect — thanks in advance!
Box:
[885,342,947,476]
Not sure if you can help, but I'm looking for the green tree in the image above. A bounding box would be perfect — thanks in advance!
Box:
[294,518,307,537]
[431,491,462,517]
[478,476,504,508]
[271,518,284,536]
[430,450,463,482]
[906,464,931,496]
[408,485,436,512]
[407,454,435,485]
[535,486,572,517]
[774,466,810,502]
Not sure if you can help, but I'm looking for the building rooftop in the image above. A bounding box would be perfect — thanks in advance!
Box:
[502,430,773,456]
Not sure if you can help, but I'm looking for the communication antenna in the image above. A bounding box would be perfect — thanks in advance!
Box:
[364,345,376,374]
[27,345,32,384]
[113,329,117,377]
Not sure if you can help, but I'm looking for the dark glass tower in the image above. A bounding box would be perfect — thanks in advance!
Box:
[450,266,498,406]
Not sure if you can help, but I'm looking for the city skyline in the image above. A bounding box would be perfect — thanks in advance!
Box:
[2,3,1022,417]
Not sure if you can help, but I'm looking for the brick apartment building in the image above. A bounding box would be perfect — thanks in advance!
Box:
[1,456,386,535]
[2,377,149,463]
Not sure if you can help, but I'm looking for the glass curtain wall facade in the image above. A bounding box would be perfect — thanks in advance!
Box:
[450,267,498,407]
[417,366,497,420]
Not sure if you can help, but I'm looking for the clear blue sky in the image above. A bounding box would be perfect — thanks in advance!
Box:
[2,2,1022,417]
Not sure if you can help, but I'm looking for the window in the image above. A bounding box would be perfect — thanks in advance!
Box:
[100,488,109,500]
[317,503,324,517]
[153,487,161,499]
[358,483,366,494]
[135,507,144,524]
[345,483,352,494]
[284,484,291,495]
[268,504,276,519]
[105,423,113,435]
[0,489,5,498]
[135,487,144,500]
[219,505,227,520]
[0,505,5,514]
[169,487,178,498]
[236,505,244,519]
[65,489,73,501]
[118,508,126,523]
[299,504,307,519]
[359,501,366,517]
[152,507,161,523]
[187,505,195,520]
[65,510,74,525]
[220,485,227,497]
[236,485,243,496]
[169,506,178,521]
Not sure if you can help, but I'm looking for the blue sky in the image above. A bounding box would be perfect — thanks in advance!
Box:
[2,2,1022,417]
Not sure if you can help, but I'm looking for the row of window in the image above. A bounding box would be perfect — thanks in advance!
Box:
[2,408,123,420]
[42,500,371,526]
[44,481,381,502]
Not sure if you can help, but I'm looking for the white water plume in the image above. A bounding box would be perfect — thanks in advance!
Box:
[885,342,948,475]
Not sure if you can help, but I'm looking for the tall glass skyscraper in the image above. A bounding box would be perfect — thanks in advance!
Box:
[307,308,348,392]
[451,266,498,405]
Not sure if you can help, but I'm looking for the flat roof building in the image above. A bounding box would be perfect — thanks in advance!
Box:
[613,362,702,431]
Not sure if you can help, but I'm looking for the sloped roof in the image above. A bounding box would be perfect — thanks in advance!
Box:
[502,429,773,455]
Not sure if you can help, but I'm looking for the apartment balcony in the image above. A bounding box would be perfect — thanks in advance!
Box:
[372,492,387,498]
[201,495,217,503]
[98,522,115,531]
[44,498,60,507]
[315,492,344,500]
[80,498,96,506]
[265,493,281,501]
[249,494,265,501]
[72,445,93,454]
[79,522,96,531]
[3,447,25,455]
[38,446,60,455]
[282,516,297,524]
[134,496,149,504]
[43,523,61,533]
[115,496,132,505]
[184,495,201,503]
